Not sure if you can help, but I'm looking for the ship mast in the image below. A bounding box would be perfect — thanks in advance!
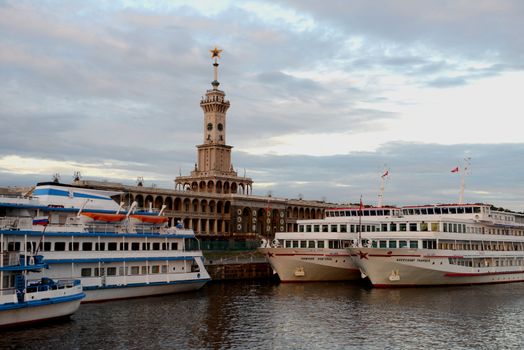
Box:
[458,157,471,204]
[377,167,389,208]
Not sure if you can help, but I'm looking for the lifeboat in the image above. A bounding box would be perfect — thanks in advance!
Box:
[81,212,126,222]
[130,215,168,224]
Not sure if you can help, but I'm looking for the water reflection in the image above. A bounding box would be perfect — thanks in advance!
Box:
[2,282,524,349]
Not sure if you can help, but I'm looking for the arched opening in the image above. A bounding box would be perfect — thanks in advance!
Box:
[201,200,208,213]
[135,194,144,208]
[144,195,154,210]
[123,193,132,207]
[183,198,191,212]
[209,200,215,213]
[175,197,183,211]
[224,201,231,214]
[154,196,163,210]
[165,197,173,210]
[239,183,245,195]
[292,207,298,219]
[223,182,230,194]
[207,181,214,193]
[299,207,304,219]
[231,183,238,194]
[192,199,199,212]
[216,201,223,214]
[216,181,223,194]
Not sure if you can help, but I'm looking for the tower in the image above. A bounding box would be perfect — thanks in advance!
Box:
[175,47,253,195]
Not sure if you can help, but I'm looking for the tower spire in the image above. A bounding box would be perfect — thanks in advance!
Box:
[210,46,222,89]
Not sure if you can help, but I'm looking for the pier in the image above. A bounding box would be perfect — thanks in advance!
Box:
[204,255,274,281]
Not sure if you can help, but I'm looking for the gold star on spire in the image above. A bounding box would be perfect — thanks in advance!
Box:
[210,46,222,59]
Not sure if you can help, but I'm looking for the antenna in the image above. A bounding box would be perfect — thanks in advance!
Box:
[136,177,144,187]
[459,157,471,204]
[52,173,60,183]
[73,171,82,182]
[377,166,389,208]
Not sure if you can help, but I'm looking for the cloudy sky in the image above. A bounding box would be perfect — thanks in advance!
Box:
[1,0,523,210]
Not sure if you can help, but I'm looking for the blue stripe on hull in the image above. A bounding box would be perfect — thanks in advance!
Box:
[82,278,211,291]
[45,256,196,264]
[0,293,85,311]
[0,230,194,239]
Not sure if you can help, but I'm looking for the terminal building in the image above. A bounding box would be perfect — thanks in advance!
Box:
[74,48,332,242]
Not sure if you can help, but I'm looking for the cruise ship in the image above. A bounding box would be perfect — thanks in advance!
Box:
[348,203,524,287]
[0,182,211,302]
[259,206,399,282]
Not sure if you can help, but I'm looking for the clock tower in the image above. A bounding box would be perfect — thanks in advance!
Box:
[175,47,253,195]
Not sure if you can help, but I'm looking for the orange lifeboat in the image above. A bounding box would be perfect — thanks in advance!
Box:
[130,215,168,224]
[81,212,126,222]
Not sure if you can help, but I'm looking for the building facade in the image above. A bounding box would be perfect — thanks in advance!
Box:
[76,48,332,240]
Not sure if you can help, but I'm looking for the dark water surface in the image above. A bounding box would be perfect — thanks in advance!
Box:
[2,281,524,349]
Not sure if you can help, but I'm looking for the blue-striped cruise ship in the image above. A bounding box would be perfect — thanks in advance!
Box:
[0,182,210,302]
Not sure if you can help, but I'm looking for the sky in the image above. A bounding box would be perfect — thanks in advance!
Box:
[1,0,523,211]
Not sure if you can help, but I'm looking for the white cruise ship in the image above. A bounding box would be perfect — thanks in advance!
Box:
[259,206,400,282]
[0,182,211,302]
[348,203,524,287]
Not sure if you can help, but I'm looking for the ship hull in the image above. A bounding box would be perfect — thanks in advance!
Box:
[259,247,360,282]
[350,247,524,287]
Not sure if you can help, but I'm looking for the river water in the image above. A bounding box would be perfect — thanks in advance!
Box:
[3,281,524,349]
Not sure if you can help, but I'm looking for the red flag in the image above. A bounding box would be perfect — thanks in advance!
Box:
[359,196,363,211]
[381,170,389,178]
[451,166,459,173]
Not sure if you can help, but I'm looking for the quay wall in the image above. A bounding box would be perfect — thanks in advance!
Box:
[204,258,273,281]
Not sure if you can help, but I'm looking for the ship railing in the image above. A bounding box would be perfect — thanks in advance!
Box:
[1,251,21,266]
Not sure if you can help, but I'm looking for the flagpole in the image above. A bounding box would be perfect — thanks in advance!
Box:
[358,195,363,247]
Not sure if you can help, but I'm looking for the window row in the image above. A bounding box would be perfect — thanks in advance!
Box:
[6,241,179,253]
[283,240,353,249]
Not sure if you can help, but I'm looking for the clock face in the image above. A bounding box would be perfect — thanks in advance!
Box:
[217,123,223,131]
[207,123,213,131]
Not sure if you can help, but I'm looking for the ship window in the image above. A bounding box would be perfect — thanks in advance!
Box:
[390,223,397,231]
[465,207,473,214]
[421,208,427,215]
[372,241,377,248]
[449,207,457,214]
[141,266,148,274]
[363,210,369,216]
[370,210,377,216]
[299,225,304,232]
[108,242,117,251]
[427,208,434,215]
[377,210,384,216]
[322,225,328,232]
[453,224,458,232]
[152,265,160,274]
[54,242,66,251]
[384,210,390,216]
[379,241,387,248]
[389,241,397,248]
[131,242,140,251]
[142,243,150,251]
[420,222,428,231]
[131,266,139,275]
[292,240,299,248]
[69,242,80,251]
[400,223,407,231]
[329,240,340,249]
[381,224,388,232]
[474,207,481,213]
[95,243,105,251]
[162,243,168,250]
[317,241,325,248]
[331,225,338,232]
[399,240,408,248]
[152,243,160,250]
[308,241,315,248]
[410,241,418,248]
[431,223,439,231]
[434,208,441,214]
[300,241,307,248]
[81,268,92,277]
[441,208,449,214]
[82,242,92,251]
[94,268,105,277]
[306,225,312,232]
[171,242,178,250]
[119,267,127,276]
[409,223,418,231]
[350,225,355,233]
[107,267,117,276]
[340,225,347,232]
[285,241,291,248]
[345,211,351,216]
[162,265,167,273]
[314,225,320,232]
[414,209,420,215]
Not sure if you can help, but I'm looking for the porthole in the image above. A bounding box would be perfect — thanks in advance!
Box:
[237,224,242,230]
[252,210,257,216]
[207,123,213,131]
[218,123,223,131]
[280,211,284,217]
[237,209,242,215]
[237,217,242,223]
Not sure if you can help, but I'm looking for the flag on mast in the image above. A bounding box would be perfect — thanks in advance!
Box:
[381,170,389,178]
[451,166,459,173]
